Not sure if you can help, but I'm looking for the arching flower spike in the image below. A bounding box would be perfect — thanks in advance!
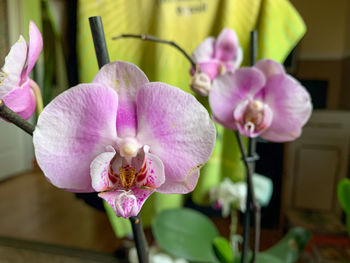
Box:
[190,28,243,96]
[33,61,216,218]
[209,59,312,142]
[0,21,43,119]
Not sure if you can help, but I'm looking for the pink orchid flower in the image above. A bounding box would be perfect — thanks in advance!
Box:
[0,21,42,120]
[190,28,243,96]
[33,61,216,218]
[209,59,312,142]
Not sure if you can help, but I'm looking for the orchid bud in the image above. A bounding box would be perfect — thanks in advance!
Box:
[190,71,211,96]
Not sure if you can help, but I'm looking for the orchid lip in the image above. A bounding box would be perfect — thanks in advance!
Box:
[234,99,273,138]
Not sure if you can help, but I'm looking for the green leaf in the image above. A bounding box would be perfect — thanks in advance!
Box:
[212,237,233,263]
[257,253,282,263]
[260,227,311,263]
[337,178,350,213]
[152,208,219,262]
[234,252,281,263]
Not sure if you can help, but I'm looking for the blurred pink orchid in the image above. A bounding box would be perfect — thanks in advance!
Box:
[190,28,242,96]
[209,59,312,142]
[33,61,216,218]
[0,21,43,119]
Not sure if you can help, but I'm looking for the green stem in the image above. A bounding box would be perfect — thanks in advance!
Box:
[30,79,43,116]
[112,34,196,68]
[0,100,35,136]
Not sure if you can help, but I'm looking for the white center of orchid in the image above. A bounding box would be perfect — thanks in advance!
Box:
[251,100,263,111]
[118,137,141,158]
[235,99,273,138]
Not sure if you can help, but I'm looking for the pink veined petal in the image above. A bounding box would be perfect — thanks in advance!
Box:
[33,84,118,192]
[214,28,240,62]
[261,75,312,142]
[99,188,154,218]
[2,80,36,120]
[254,59,285,79]
[134,152,165,189]
[198,61,222,81]
[223,46,243,73]
[136,82,216,194]
[229,46,243,70]
[192,37,215,63]
[93,61,149,138]
[23,21,43,80]
[209,68,266,130]
[0,36,27,97]
[90,146,117,192]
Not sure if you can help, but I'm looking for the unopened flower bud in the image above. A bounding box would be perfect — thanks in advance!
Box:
[190,72,211,97]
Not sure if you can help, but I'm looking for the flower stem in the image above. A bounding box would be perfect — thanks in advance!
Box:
[112,34,196,68]
[30,79,44,116]
[89,16,149,263]
[249,30,260,263]
[236,30,260,263]
[130,216,149,263]
[0,100,35,136]
[230,208,241,257]
[235,132,261,263]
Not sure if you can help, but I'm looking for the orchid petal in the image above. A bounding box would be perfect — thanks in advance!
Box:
[24,21,43,78]
[209,68,266,130]
[33,84,118,191]
[254,59,285,79]
[192,37,215,63]
[224,46,243,73]
[2,81,36,120]
[261,75,312,142]
[214,28,240,62]
[198,61,222,81]
[99,188,154,218]
[135,152,165,189]
[234,46,243,69]
[0,36,27,97]
[90,146,117,192]
[93,61,149,138]
[136,82,216,194]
